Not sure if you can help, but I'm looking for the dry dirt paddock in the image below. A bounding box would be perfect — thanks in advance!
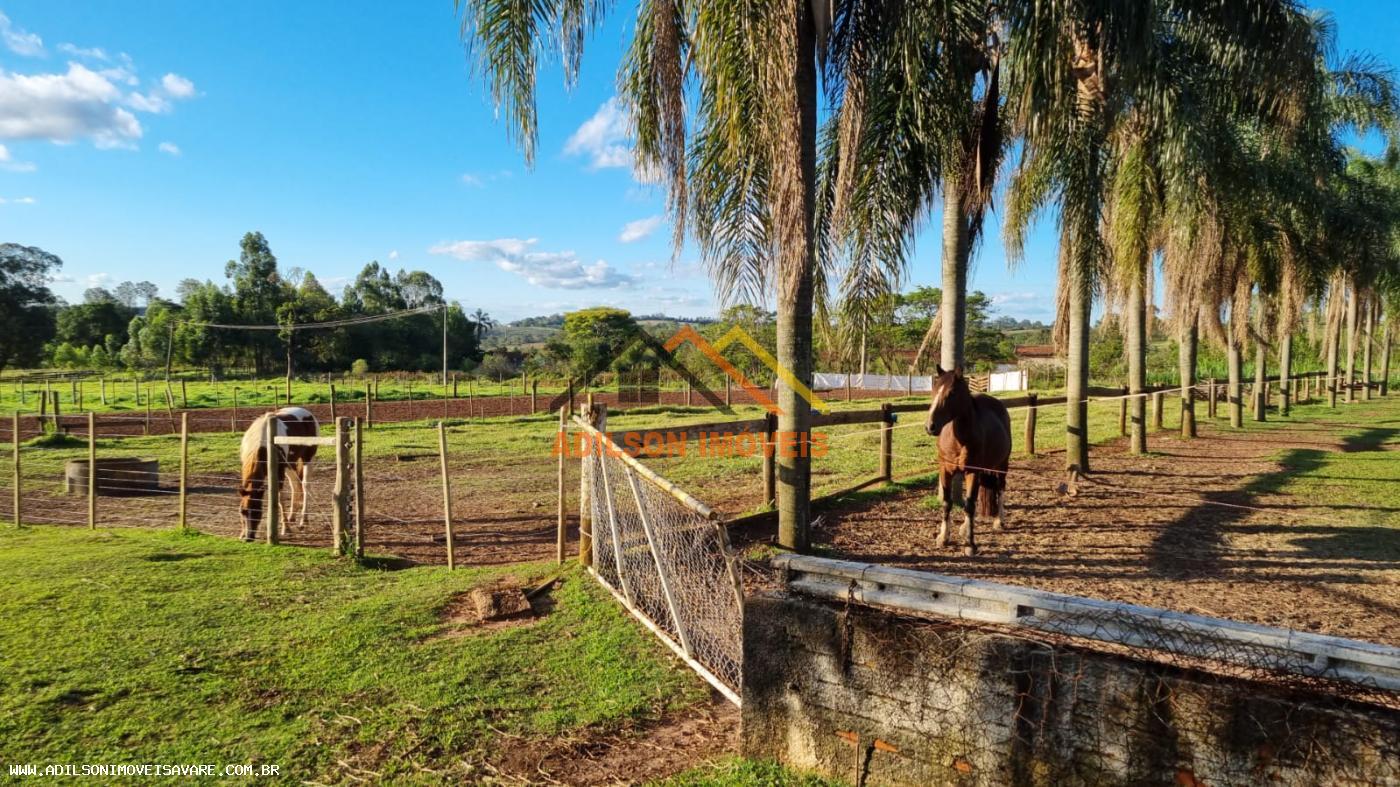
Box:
[774,398,1400,647]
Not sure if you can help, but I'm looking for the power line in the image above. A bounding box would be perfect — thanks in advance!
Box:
[181,304,444,332]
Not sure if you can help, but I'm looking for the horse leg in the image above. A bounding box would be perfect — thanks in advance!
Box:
[935,469,952,549]
[992,473,1007,531]
[297,461,310,530]
[962,474,980,557]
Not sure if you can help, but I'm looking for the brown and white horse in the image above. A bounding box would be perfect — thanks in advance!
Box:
[239,407,319,541]
[925,366,1012,555]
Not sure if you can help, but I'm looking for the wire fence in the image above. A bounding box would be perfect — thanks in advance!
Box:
[580,424,745,704]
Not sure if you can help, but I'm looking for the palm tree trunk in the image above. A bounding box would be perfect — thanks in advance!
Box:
[1227,337,1243,428]
[1381,315,1392,396]
[1344,281,1358,403]
[1253,333,1267,422]
[1362,300,1375,401]
[1066,263,1092,472]
[774,4,818,552]
[940,179,969,370]
[1179,317,1197,438]
[1127,265,1147,453]
[1327,302,1340,408]
[1278,331,1292,417]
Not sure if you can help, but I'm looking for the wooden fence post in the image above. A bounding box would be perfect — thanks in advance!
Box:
[1207,378,1218,419]
[532,380,538,414]
[880,402,893,482]
[845,374,852,402]
[365,382,373,428]
[332,417,350,555]
[329,383,338,424]
[100,377,107,406]
[763,412,777,506]
[265,417,279,545]
[686,380,693,407]
[579,397,601,567]
[353,418,365,558]
[51,391,61,432]
[407,381,414,420]
[1025,393,1038,456]
[179,413,189,531]
[566,380,575,417]
[438,421,455,570]
[557,407,567,564]
[144,386,152,435]
[725,376,732,407]
[231,388,240,432]
[164,388,176,429]
[88,412,97,529]
[180,380,189,409]
[1118,386,1128,437]
[1151,391,1164,431]
[468,379,476,420]
[11,412,20,528]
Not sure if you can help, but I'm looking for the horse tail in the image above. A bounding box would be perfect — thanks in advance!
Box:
[978,472,1001,517]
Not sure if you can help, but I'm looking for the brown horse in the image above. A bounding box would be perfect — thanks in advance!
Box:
[239,407,319,541]
[924,366,1012,555]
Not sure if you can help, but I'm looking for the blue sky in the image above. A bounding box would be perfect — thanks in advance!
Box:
[0,1,1394,324]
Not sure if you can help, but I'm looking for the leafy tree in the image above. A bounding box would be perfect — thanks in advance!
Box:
[55,299,135,351]
[0,243,60,373]
[560,308,642,382]
[225,232,288,374]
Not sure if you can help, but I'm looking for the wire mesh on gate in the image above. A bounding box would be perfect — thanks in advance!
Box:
[582,445,744,703]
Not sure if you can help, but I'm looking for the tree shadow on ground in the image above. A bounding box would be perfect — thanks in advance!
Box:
[1148,426,1399,581]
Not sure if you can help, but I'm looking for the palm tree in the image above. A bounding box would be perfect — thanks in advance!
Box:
[461,0,917,550]
[1004,0,1315,471]
[470,308,496,343]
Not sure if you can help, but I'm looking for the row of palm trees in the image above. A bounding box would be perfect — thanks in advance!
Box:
[458,0,1400,551]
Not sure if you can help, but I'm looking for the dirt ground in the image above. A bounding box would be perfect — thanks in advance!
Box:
[748,415,1400,647]
[482,698,739,785]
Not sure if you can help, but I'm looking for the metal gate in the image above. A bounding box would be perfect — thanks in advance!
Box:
[575,416,745,705]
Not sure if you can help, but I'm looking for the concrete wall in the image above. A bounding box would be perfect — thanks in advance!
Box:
[742,593,1400,786]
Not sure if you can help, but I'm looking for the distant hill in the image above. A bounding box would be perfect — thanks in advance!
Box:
[487,312,716,349]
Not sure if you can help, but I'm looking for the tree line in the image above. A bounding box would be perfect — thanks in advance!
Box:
[0,233,485,378]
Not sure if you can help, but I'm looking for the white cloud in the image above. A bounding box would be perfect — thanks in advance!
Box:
[619,215,664,243]
[158,141,180,156]
[0,143,35,172]
[0,13,43,57]
[58,43,109,61]
[160,73,195,98]
[429,237,637,290]
[0,55,196,151]
[460,173,482,187]
[565,99,634,171]
[388,250,399,260]
[0,195,37,205]
[125,73,196,115]
[0,63,142,148]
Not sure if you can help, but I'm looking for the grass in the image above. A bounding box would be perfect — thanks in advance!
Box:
[0,527,708,782]
[655,758,846,786]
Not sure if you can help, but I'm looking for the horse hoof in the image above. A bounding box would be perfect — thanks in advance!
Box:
[963,545,977,557]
